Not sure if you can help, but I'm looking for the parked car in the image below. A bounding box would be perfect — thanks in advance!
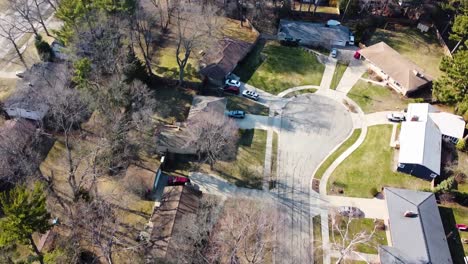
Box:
[338,206,363,217]
[167,176,190,186]
[242,90,259,101]
[331,48,338,58]
[456,224,468,231]
[223,85,240,95]
[227,110,245,119]
[387,112,406,122]
[225,78,241,87]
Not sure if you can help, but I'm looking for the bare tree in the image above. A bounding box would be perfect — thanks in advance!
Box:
[8,0,41,37]
[0,16,29,67]
[133,2,157,75]
[174,3,206,85]
[329,212,380,264]
[186,109,239,169]
[32,0,51,36]
[148,0,178,31]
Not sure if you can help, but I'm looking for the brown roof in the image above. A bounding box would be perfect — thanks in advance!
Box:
[199,38,252,80]
[149,186,201,259]
[360,42,432,94]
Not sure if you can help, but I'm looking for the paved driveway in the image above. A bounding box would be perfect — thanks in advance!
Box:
[275,94,353,264]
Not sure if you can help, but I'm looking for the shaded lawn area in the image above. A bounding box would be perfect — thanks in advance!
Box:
[283,88,318,98]
[270,131,278,187]
[327,125,428,198]
[329,217,388,254]
[234,41,325,94]
[153,87,195,123]
[330,62,348,90]
[439,205,467,263]
[226,95,269,116]
[348,80,409,113]
[369,27,445,78]
[314,129,362,180]
[214,129,267,189]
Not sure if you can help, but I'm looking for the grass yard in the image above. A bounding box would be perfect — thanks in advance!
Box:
[270,131,279,186]
[0,78,17,101]
[153,87,195,123]
[226,96,269,116]
[348,80,409,113]
[153,47,201,82]
[329,217,388,254]
[234,41,325,94]
[439,205,467,263]
[292,2,339,14]
[313,215,323,264]
[283,88,318,98]
[330,258,368,264]
[327,125,428,198]
[314,129,362,180]
[214,129,267,189]
[369,26,445,78]
[330,62,348,90]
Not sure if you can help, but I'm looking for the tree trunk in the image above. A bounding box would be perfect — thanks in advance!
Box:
[29,235,44,264]
[341,0,351,22]
[34,0,51,36]
[11,39,27,68]
[451,38,464,54]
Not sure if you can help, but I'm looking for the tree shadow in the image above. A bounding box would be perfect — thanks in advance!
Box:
[439,206,466,264]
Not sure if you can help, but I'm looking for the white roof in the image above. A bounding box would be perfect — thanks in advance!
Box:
[398,118,441,174]
[429,112,466,139]
[406,103,436,122]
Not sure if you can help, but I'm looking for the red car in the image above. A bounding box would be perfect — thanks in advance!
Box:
[167,176,190,186]
[223,85,240,95]
[456,224,468,231]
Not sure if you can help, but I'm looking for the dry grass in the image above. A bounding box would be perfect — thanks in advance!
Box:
[0,78,17,101]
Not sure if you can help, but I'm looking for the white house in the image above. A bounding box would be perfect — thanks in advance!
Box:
[4,102,49,121]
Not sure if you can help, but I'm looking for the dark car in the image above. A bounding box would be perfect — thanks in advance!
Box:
[223,85,240,95]
[227,110,245,119]
[338,206,364,218]
[387,112,406,122]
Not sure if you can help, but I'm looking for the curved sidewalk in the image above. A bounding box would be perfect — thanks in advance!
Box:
[277,85,320,98]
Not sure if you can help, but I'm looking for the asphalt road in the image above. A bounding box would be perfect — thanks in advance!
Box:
[275,94,352,264]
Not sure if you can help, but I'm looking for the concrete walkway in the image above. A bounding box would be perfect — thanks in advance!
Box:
[319,57,337,90]
[336,60,368,95]
[234,114,281,131]
[326,195,388,219]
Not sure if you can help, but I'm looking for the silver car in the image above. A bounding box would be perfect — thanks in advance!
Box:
[338,206,363,218]
[242,90,259,101]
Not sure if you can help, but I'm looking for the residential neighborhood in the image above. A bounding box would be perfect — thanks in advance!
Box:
[0,0,467,264]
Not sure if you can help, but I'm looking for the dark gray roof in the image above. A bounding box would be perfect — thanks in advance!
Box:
[379,245,415,264]
[384,188,452,264]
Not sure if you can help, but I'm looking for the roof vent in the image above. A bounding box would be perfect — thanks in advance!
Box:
[404,210,418,217]
[413,70,424,78]
[410,115,419,121]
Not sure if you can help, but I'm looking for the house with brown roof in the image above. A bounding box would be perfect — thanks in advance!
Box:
[359,42,432,95]
[199,38,253,85]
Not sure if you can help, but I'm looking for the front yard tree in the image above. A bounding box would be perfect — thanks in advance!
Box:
[0,183,51,264]
[0,16,29,68]
[433,49,468,118]
[187,110,239,169]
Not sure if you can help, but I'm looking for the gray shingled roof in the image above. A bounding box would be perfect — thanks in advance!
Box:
[383,188,452,264]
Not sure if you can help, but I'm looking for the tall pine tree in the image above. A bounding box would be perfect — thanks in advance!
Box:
[0,183,51,264]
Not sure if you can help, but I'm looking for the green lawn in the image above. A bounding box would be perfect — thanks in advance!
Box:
[234,41,325,94]
[226,96,269,116]
[283,88,318,98]
[329,217,388,254]
[348,80,409,113]
[153,47,201,83]
[330,62,348,90]
[439,205,467,263]
[270,131,279,189]
[327,125,428,198]
[313,215,323,264]
[314,129,362,180]
[369,27,445,78]
[214,129,267,189]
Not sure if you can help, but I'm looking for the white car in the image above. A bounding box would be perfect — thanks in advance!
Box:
[242,90,259,101]
[225,79,241,87]
[387,112,406,122]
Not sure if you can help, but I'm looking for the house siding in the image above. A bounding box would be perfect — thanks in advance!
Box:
[397,163,438,181]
